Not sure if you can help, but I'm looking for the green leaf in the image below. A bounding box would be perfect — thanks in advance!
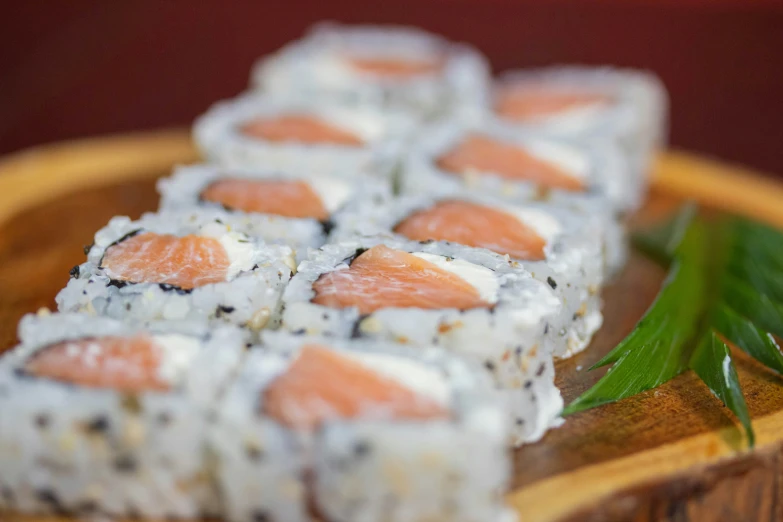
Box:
[689,331,754,446]
[632,202,698,264]
[565,205,783,447]
[721,275,783,339]
[564,211,706,415]
[725,255,783,305]
[711,303,783,374]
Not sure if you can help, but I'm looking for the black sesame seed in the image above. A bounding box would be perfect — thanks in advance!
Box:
[69,266,80,279]
[353,441,371,457]
[157,412,172,426]
[114,455,137,473]
[484,361,496,371]
[125,303,132,311]
[515,346,523,356]
[516,418,525,426]
[546,277,557,290]
[251,509,271,522]
[2,486,15,502]
[536,363,546,377]
[35,414,50,429]
[86,416,109,433]
[573,313,579,321]
[78,500,98,514]
[216,305,235,318]
[544,324,550,335]
[36,489,63,511]
[524,380,533,389]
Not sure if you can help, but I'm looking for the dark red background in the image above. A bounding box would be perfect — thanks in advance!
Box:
[2,1,782,175]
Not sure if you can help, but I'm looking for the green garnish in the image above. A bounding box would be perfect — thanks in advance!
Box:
[564,204,783,447]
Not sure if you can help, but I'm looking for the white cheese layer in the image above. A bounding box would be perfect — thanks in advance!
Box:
[339,349,452,407]
[411,252,499,304]
[322,108,386,142]
[532,101,609,134]
[200,223,258,280]
[153,333,202,386]
[307,177,354,213]
[523,140,590,181]
[500,205,562,246]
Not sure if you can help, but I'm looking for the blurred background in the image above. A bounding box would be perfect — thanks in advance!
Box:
[1,1,782,175]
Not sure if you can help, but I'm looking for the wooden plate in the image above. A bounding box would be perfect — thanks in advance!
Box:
[2,130,783,522]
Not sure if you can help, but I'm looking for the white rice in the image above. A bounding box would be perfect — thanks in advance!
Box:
[251,22,491,119]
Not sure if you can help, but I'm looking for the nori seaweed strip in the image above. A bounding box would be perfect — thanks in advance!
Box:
[343,248,368,266]
[98,229,143,267]
[320,218,335,236]
[158,283,193,295]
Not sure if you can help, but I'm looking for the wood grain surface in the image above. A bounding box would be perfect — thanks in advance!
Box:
[2,131,783,522]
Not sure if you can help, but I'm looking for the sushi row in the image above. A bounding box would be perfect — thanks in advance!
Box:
[0,23,667,521]
[1,314,509,522]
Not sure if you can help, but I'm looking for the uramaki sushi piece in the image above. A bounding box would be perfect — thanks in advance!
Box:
[210,333,510,522]
[399,118,632,212]
[250,23,490,118]
[493,66,668,202]
[157,164,391,254]
[56,210,296,332]
[194,94,415,178]
[281,236,563,445]
[0,313,246,519]
[329,191,610,357]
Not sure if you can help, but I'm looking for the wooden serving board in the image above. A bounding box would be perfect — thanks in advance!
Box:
[2,130,783,522]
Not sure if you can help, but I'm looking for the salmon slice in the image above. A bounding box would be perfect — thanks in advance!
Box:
[495,86,611,121]
[25,335,169,392]
[240,114,363,146]
[101,232,230,290]
[436,134,585,192]
[263,344,449,431]
[394,200,547,260]
[346,56,443,78]
[311,245,489,314]
[201,179,328,220]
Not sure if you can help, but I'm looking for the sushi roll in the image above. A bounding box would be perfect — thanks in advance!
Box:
[210,333,512,522]
[330,191,607,357]
[56,210,296,332]
[399,117,636,212]
[493,66,668,193]
[280,237,563,445]
[193,93,415,178]
[0,312,246,518]
[157,163,391,246]
[251,22,491,119]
